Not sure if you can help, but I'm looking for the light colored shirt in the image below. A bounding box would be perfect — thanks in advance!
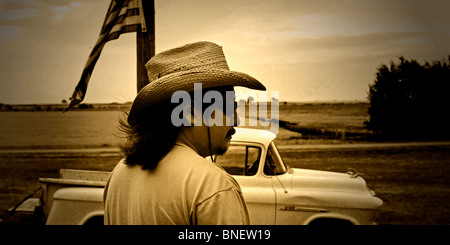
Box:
[103,142,250,225]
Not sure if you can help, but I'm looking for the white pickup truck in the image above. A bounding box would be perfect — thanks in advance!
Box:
[19,127,383,225]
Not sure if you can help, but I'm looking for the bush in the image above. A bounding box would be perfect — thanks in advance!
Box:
[77,103,94,109]
[365,56,450,140]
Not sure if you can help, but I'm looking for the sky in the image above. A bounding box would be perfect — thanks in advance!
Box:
[0,0,449,104]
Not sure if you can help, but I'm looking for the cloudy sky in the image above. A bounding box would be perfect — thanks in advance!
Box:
[0,0,449,104]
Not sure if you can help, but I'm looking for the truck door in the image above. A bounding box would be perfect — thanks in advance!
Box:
[215,144,276,225]
[263,142,290,225]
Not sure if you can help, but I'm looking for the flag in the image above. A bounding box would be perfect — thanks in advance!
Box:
[66,0,147,111]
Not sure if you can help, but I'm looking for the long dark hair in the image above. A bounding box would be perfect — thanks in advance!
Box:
[118,86,233,170]
[118,101,182,170]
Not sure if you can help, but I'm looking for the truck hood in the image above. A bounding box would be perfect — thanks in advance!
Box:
[289,168,368,193]
[285,168,383,209]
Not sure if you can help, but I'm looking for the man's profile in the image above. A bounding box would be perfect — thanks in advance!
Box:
[103,41,266,225]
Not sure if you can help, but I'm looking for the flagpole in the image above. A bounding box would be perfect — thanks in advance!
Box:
[137,0,155,93]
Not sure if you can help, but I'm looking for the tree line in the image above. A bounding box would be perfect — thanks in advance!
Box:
[365,56,450,140]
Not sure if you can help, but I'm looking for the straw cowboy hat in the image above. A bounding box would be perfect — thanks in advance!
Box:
[128,41,266,125]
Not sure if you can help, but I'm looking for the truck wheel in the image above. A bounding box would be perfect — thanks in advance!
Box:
[308,218,354,225]
[84,216,104,225]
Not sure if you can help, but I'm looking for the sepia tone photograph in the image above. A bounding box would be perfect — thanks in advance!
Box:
[0,0,449,231]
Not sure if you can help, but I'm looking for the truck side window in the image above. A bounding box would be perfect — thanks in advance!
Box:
[264,143,286,175]
[215,145,261,176]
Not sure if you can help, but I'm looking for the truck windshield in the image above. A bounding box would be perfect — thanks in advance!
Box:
[263,142,288,175]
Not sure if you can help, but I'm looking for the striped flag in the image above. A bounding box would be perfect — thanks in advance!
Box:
[66,0,147,111]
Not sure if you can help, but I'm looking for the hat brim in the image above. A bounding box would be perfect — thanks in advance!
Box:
[128,68,266,125]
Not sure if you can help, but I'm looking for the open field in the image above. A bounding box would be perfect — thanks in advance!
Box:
[278,140,450,225]
[279,102,369,133]
[1,139,449,225]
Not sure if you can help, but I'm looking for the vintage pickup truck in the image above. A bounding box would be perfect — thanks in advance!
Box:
[15,127,383,225]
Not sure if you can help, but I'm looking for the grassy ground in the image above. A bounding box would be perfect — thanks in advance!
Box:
[278,102,369,132]
[1,141,449,225]
[278,144,450,225]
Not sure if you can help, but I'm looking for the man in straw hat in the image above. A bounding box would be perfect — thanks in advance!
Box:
[103,41,266,225]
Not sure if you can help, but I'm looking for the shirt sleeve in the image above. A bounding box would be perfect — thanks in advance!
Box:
[192,188,250,225]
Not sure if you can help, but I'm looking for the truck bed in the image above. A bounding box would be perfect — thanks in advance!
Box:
[38,169,111,218]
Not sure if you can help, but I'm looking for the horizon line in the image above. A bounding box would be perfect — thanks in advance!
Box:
[2,99,369,106]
